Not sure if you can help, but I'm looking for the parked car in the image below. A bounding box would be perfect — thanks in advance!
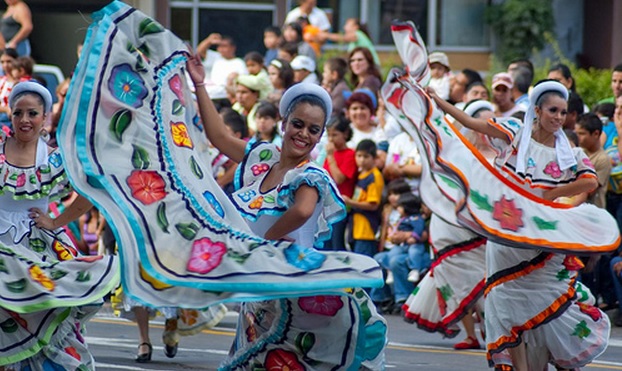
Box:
[33,64,65,104]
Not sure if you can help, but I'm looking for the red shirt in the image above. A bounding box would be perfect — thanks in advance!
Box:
[323,147,358,198]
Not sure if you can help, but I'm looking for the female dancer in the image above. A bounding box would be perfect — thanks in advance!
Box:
[187,52,386,369]
[0,81,118,369]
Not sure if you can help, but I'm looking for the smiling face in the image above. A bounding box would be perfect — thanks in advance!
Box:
[11,93,46,143]
[536,94,568,134]
[347,101,372,130]
[281,102,325,160]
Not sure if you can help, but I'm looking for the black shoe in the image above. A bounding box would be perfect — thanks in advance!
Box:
[164,342,178,358]
[374,299,394,314]
[391,300,406,315]
[135,342,152,363]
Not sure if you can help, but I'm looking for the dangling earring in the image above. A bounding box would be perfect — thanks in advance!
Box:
[40,128,50,142]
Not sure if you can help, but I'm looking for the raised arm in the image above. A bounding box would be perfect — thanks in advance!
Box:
[427,88,509,141]
[186,51,247,163]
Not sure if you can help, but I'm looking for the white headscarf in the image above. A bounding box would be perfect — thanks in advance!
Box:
[515,80,575,174]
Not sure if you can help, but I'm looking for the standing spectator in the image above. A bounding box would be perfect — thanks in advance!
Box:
[548,63,578,93]
[196,33,223,83]
[282,22,316,62]
[428,52,451,100]
[343,139,384,258]
[203,35,247,98]
[344,89,386,153]
[448,68,482,106]
[321,56,350,118]
[322,115,357,251]
[262,26,281,66]
[510,65,532,110]
[491,72,523,117]
[597,63,622,105]
[284,0,331,32]
[0,0,32,56]
[0,47,17,127]
[383,130,422,193]
[297,16,322,57]
[463,81,489,102]
[563,92,585,131]
[290,55,319,84]
[348,46,382,97]
[319,18,380,67]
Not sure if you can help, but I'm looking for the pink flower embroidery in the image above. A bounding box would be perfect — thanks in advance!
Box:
[168,74,186,105]
[251,163,270,176]
[492,196,524,232]
[298,295,344,316]
[543,161,562,178]
[16,173,26,187]
[186,237,226,274]
[0,154,5,164]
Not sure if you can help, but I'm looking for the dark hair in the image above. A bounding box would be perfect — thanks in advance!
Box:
[511,110,525,121]
[398,192,422,216]
[264,25,281,37]
[567,92,584,115]
[324,57,348,80]
[462,68,483,86]
[548,63,575,91]
[593,102,615,121]
[465,81,489,96]
[387,178,411,195]
[220,36,236,47]
[511,66,533,94]
[576,112,603,134]
[355,139,377,157]
[15,56,34,76]
[269,58,295,90]
[509,58,534,77]
[614,63,622,73]
[345,91,374,112]
[283,22,303,43]
[244,51,264,66]
[347,18,371,39]
[348,47,382,87]
[326,114,352,141]
[254,102,279,140]
[282,95,328,129]
[564,129,579,147]
[278,41,299,59]
[1,48,18,59]
[220,108,248,139]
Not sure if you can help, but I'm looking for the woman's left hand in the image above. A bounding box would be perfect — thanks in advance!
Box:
[29,208,56,230]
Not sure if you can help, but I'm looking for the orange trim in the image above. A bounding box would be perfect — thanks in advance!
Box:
[486,279,576,354]
[486,118,515,143]
[484,254,553,296]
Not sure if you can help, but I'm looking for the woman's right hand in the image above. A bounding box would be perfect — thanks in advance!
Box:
[186,51,206,86]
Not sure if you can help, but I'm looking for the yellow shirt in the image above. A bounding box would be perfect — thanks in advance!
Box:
[351,168,384,240]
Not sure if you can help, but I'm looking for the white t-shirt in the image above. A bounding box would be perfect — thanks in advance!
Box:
[210,57,247,87]
[347,125,387,149]
[385,132,422,194]
[284,7,331,31]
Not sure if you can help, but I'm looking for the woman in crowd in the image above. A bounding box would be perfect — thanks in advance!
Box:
[0,0,32,56]
[348,46,383,97]
[187,51,387,369]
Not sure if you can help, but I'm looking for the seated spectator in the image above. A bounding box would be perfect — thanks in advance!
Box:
[291,55,319,85]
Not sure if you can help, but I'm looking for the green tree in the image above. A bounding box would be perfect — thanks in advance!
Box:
[485,0,555,65]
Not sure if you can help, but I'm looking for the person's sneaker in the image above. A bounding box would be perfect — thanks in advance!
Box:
[407,269,420,283]
[385,271,394,285]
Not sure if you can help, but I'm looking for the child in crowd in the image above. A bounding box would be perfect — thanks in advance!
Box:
[291,55,319,84]
[12,55,34,82]
[242,51,273,99]
[0,48,18,128]
[263,26,281,66]
[322,115,358,251]
[343,139,384,258]
[321,57,350,118]
[297,16,322,58]
[215,108,249,194]
[428,52,451,100]
[248,102,282,147]
[576,113,611,209]
[391,193,430,283]
[277,41,298,63]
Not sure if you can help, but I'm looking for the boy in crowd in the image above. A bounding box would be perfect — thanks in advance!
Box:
[343,139,384,258]
[321,57,350,118]
[263,26,281,66]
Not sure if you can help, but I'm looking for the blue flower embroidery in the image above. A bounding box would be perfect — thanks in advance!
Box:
[108,63,148,108]
[48,153,62,168]
[527,158,535,168]
[283,244,325,271]
[237,190,256,203]
[203,190,225,218]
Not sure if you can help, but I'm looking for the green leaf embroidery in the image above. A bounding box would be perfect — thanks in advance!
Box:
[0,258,7,274]
[172,99,183,115]
[138,18,164,37]
[360,300,372,323]
[5,278,27,293]
[29,238,47,253]
[295,332,315,355]
[335,256,351,265]
[76,271,91,282]
[263,195,275,204]
[156,202,170,233]
[175,222,199,240]
[532,216,558,230]
[0,318,18,333]
[259,149,272,161]
[109,109,132,142]
[572,320,591,339]
[50,269,68,280]
[131,144,150,170]
[439,284,453,301]
[470,190,494,212]
[137,43,151,59]
[438,174,460,189]
[227,250,251,264]
[29,174,37,184]
[189,156,204,179]
[135,55,147,73]
[556,269,570,281]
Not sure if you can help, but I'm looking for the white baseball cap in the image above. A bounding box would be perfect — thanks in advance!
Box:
[290,55,316,72]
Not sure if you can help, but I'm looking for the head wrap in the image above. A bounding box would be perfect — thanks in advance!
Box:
[515,80,575,174]
[9,80,53,113]
[235,74,272,100]
[279,83,332,126]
